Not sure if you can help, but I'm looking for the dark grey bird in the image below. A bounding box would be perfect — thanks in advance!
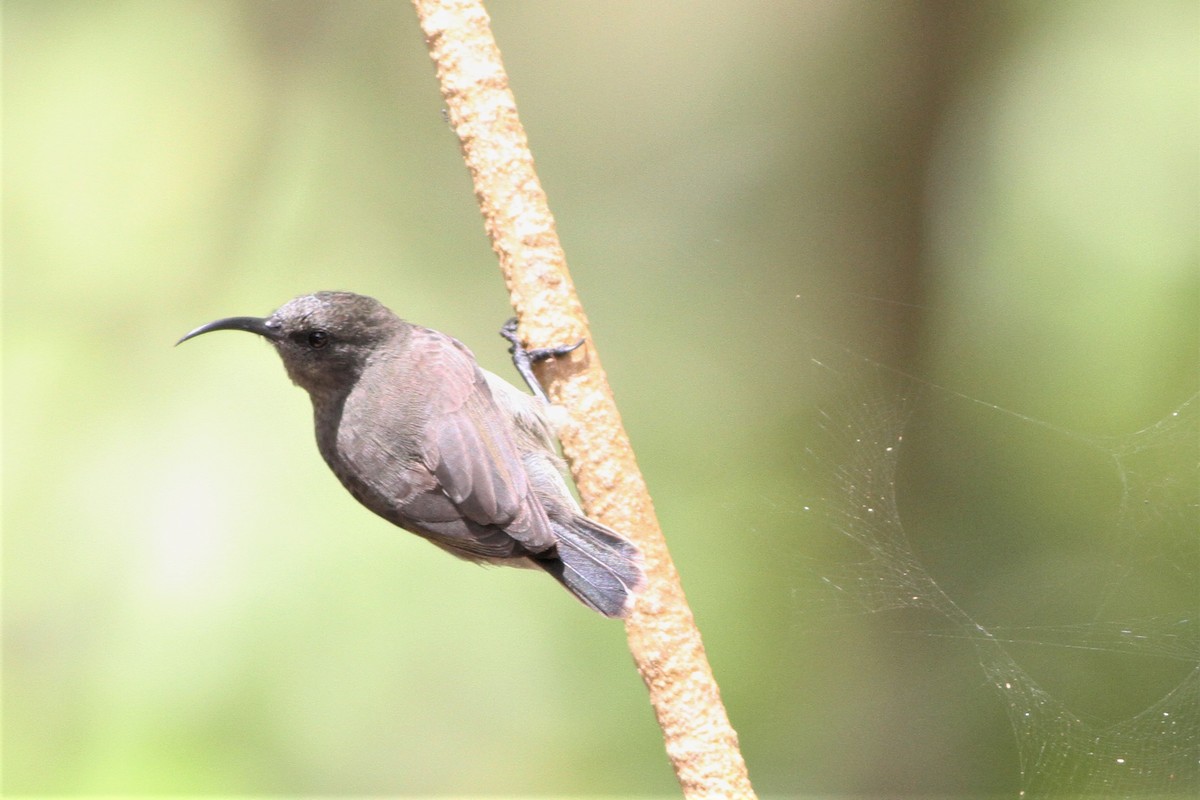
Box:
[178,291,643,617]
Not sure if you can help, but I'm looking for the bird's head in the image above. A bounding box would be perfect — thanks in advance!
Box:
[177,291,407,398]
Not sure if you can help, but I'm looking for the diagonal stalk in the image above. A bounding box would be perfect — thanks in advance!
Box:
[411,1,756,796]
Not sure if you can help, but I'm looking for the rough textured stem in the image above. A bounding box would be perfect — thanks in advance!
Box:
[411,1,756,797]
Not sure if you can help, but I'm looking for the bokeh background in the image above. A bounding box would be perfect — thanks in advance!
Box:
[4,1,1197,796]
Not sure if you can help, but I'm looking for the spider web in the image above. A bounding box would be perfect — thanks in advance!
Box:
[793,350,1198,796]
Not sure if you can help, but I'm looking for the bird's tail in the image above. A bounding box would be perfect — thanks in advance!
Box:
[536,516,644,618]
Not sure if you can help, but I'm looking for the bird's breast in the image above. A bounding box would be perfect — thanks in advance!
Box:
[311,389,433,519]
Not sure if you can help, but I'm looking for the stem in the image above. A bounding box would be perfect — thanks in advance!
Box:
[411,1,756,797]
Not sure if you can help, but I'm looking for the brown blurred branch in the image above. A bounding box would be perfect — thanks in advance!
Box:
[411,1,755,797]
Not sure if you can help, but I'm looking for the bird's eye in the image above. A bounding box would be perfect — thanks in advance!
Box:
[306,330,330,349]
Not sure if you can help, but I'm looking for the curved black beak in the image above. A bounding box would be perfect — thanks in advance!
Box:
[175,316,280,346]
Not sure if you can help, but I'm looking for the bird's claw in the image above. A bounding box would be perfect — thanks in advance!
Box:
[500,318,585,401]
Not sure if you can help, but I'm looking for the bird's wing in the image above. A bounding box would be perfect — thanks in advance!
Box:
[411,327,556,551]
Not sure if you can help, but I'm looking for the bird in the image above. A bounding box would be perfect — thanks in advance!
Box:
[178,291,643,617]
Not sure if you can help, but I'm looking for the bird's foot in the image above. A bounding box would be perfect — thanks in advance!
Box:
[500,318,584,401]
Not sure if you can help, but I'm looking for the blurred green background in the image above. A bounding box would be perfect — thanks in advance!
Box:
[4,1,1197,796]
